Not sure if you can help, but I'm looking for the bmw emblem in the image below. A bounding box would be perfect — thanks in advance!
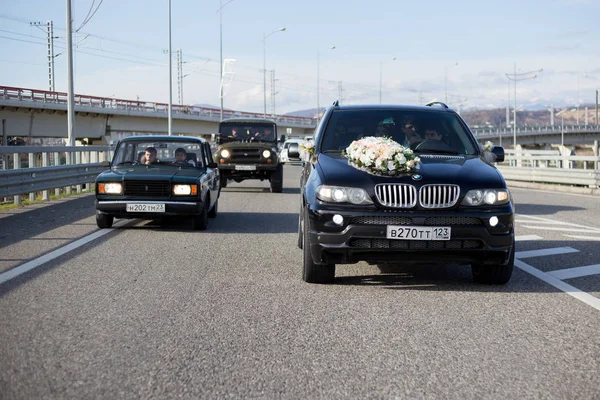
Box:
[411,174,422,181]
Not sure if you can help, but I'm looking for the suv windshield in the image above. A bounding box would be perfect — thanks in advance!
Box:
[320,109,478,155]
[218,122,277,144]
[112,140,204,168]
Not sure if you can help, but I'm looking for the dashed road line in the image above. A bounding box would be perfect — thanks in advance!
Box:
[515,247,579,259]
[548,264,600,280]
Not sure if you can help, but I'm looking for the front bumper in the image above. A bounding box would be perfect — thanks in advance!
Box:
[306,206,514,266]
[96,200,202,219]
[218,164,278,179]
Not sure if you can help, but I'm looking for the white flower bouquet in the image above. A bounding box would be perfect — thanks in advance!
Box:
[480,141,497,163]
[344,136,421,176]
[299,139,315,160]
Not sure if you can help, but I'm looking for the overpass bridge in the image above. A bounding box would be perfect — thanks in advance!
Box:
[0,86,317,145]
[2,85,600,148]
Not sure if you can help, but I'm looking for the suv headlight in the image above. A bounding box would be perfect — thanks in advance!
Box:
[98,182,123,194]
[262,149,271,158]
[462,189,510,206]
[317,185,373,205]
[220,149,230,158]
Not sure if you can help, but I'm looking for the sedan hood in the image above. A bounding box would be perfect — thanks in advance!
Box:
[317,153,504,188]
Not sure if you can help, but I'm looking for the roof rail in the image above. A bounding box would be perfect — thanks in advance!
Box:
[425,101,449,108]
[332,100,339,106]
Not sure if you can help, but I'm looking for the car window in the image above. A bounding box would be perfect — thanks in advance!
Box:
[112,140,205,167]
[320,110,478,155]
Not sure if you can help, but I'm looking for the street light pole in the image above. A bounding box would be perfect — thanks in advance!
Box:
[66,0,75,149]
[217,0,235,122]
[379,57,396,104]
[505,63,542,149]
[263,28,285,117]
[167,0,172,136]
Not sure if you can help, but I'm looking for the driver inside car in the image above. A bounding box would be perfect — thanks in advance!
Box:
[402,121,424,149]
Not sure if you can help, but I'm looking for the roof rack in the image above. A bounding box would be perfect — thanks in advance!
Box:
[425,101,449,108]
[332,100,339,106]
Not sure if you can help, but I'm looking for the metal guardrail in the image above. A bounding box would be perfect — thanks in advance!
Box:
[0,163,108,198]
[1,145,112,204]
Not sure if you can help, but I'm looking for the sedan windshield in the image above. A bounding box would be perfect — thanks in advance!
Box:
[320,110,479,155]
[112,140,204,168]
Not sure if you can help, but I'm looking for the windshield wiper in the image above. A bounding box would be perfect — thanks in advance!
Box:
[413,149,460,155]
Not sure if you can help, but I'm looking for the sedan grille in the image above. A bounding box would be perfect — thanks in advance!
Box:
[124,180,171,198]
[419,185,460,209]
[424,216,482,226]
[374,184,417,208]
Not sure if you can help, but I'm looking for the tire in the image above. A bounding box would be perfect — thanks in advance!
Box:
[193,198,209,231]
[208,197,218,218]
[96,213,114,229]
[270,164,283,193]
[220,178,228,188]
[471,241,514,284]
[302,208,335,283]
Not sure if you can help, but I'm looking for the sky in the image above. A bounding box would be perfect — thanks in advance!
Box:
[1,0,600,116]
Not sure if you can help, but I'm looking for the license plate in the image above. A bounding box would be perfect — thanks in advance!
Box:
[126,203,165,213]
[235,165,256,171]
[386,225,451,241]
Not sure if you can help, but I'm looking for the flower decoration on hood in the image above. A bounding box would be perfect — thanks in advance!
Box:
[344,136,421,176]
[480,141,497,163]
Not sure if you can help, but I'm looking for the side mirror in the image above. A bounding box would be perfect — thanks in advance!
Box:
[491,146,505,163]
[216,134,222,145]
[279,134,286,144]
[208,162,218,169]
[288,143,300,158]
[101,160,110,167]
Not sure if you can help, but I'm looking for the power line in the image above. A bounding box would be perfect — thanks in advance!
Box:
[76,0,104,32]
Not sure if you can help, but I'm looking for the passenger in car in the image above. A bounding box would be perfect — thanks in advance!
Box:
[402,121,424,149]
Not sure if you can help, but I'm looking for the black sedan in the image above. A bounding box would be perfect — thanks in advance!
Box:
[294,102,514,284]
[95,135,220,230]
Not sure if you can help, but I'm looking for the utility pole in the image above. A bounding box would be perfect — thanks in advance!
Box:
[167,0,172,136]
[66,0,75,149]
[31,21,56,91]
[505,63,542,149]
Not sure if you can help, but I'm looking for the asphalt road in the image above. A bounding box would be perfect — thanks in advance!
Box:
[1,165,599,399]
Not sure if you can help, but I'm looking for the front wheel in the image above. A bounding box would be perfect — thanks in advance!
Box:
[471,242,514,284]
[193,199,209,230]
[302,208,335,283]
[270,164,283,193]
[96,213,114,229]
[220,178,228,188]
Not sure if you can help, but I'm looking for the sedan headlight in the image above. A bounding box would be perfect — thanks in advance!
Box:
[462,189,510,206]
[98,182,123,195]
[262,149,271,158]
[220,149,230,158]
[173,184,197,195]
[317,185,373,205]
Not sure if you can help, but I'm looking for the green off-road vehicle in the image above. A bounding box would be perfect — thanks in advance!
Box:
[214,118,283,193]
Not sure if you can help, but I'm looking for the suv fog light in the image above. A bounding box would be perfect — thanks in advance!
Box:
[332,214,344,225]
[489,216,499,227]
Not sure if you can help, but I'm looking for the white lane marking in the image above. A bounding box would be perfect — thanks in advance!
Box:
[549,264,600,280]
[515,220,572,225]
[563,235,600,241]
[0,220,130,285]
[516,214,600,233]
[515,247,579,259]
[523,226,600,233]
[515,259,600,311]
[515,235,543,241]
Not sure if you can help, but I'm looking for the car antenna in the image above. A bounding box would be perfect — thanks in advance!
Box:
[332,100,339,106]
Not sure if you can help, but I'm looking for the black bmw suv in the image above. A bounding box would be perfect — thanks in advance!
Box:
[295,101,514,284]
